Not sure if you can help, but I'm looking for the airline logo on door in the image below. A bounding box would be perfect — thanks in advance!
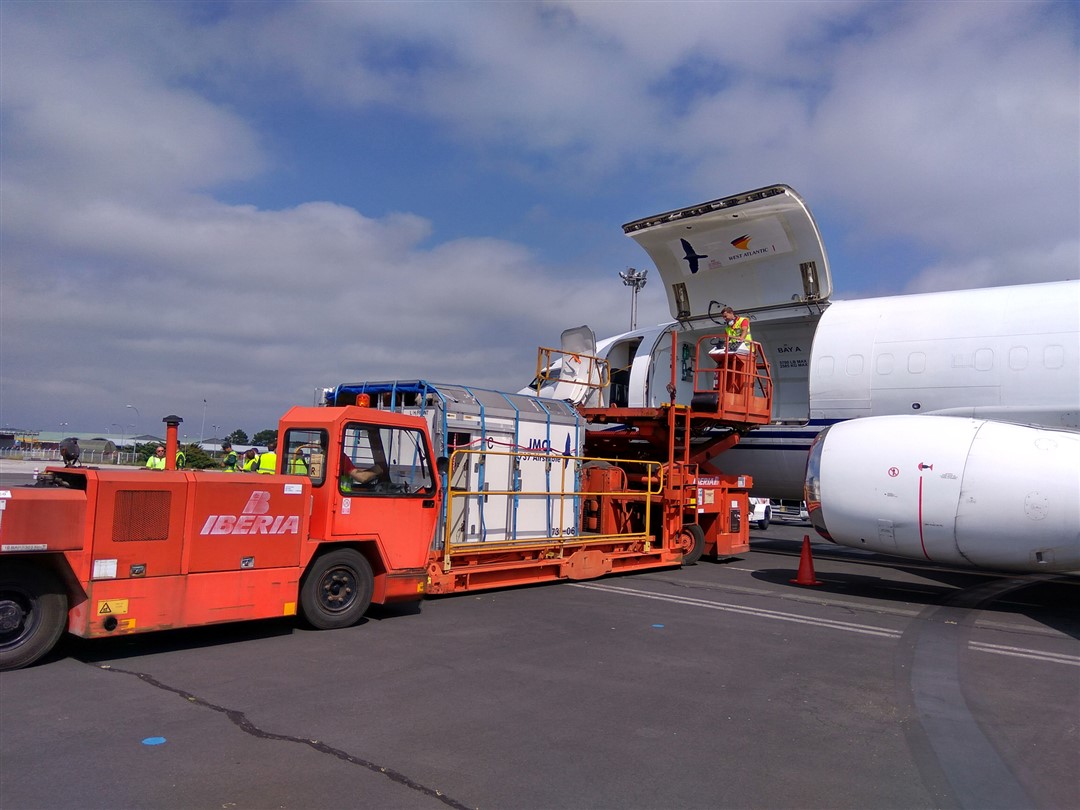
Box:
[670,215,792,274]
[199,490,302,536]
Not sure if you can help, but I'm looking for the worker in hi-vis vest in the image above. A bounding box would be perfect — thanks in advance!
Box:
[721,306,752,353]
[146,445,167,470]
[257,439,278,474]
[708,306,753,394]
[221,440,238,473]
[288,447,309,475]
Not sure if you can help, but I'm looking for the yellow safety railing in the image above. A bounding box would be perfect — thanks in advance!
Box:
[442,446,661,573]
[533,347,611,398]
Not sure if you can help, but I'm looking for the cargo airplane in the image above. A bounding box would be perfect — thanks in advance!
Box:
[524,185,1079,573]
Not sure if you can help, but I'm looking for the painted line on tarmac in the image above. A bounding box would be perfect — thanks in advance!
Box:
[572,582,1079,667]
[571,582,900,639]
[968,641,1080,666]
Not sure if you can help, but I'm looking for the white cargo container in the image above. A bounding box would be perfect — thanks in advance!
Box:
[327,380,584,546]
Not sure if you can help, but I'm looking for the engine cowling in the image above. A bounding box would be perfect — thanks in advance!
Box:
[805,415,1080,572]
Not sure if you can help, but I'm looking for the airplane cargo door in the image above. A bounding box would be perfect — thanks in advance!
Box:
[623,185,832,321]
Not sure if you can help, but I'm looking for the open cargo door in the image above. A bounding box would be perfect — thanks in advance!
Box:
[623,185,832,321]
[551,325,604,407]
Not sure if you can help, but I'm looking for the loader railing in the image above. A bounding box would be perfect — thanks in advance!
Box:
[689,338,773,424]
[533,346,610,404]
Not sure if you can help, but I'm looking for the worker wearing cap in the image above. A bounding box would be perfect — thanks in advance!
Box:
[257,439,278,474]
[146,446,167,470]
[221,441,238,473]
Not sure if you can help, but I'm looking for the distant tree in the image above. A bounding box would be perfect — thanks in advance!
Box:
[227,429,249,445]
[252,428,278,446]
[180,443,217,470]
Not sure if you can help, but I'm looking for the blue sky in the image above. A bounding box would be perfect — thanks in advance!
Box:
[2,0,1077,439]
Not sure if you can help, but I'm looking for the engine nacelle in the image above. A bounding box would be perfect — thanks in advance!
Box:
[805,416,1080,572]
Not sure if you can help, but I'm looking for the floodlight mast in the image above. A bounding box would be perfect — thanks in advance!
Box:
[619,267,648,330]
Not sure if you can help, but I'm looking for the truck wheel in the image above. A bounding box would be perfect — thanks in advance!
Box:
[678,524,706,566]
[756,507,771,531]
[0,561,68,671]
[299,549,374,630]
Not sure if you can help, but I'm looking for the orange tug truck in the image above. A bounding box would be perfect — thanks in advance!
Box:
[0,339,772,670]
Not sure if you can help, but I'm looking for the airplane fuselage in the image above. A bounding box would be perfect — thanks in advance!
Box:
[530,185,1079,572]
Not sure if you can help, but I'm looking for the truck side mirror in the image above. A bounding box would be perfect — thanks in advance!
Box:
[436,457,449,476]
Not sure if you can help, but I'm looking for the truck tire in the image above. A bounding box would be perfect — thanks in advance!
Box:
[756,507,771,531]
[0,561,68,671]
[299,549,374,630]
[678,524,706,566]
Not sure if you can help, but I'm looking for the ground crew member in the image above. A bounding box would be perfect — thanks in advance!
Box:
[221,440,238,473]
[721,306,752,353]
[257,439,278,474]
[146,445,167,470]
[339,453,383,492]
[242,448,258,472]
[288,447,309,475]
[708,306,753,394]
[175,448,186,469]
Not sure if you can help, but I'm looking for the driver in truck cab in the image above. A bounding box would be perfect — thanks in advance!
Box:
[339,453,384,492]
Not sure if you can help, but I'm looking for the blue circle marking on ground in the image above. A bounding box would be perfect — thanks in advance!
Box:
[652,624,664,628]
[142,737,167,746]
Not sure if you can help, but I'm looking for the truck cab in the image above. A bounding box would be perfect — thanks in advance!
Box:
[277,405,441,605]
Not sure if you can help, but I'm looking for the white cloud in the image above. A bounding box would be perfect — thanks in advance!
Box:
[903,239,1080,294]
[1,0,1076,434]
[0,6,264,200]
[804,2,1079,255]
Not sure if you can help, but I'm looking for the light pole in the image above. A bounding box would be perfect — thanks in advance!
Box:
[200,399,207,444]
[126,404,140,443]
[619,267,648,330]
[58,421,69,436]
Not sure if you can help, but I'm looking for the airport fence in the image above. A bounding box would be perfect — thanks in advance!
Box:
[0,448,139,466]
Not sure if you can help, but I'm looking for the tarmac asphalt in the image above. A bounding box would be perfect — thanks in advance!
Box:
[1,502,1077,810]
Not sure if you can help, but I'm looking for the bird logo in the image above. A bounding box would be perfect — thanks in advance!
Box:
[730,234,751,251]
[679,238,708,274]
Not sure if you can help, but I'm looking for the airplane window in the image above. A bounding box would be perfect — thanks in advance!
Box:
[975,348,993,371]
[1043,345,1064,369]
[908,352,926,374]
[845,354,864,376]
[1009,347,1028,371]
[875,353,894,375]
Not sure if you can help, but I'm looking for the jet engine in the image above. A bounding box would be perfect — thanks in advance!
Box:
[805,415,1080,572]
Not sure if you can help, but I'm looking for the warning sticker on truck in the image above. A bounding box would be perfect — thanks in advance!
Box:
[97,599,129,615]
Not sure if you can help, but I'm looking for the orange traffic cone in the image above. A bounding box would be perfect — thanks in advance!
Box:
[790,535,823,586]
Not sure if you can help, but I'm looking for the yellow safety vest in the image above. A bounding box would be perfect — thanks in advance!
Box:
[257,451,277,474]
[223,450,238,472]
[726,316,752,349]
[289,456,309,475]
[146,455,166,470]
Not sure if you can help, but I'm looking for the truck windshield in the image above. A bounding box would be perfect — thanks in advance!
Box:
[340,423,434,496]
